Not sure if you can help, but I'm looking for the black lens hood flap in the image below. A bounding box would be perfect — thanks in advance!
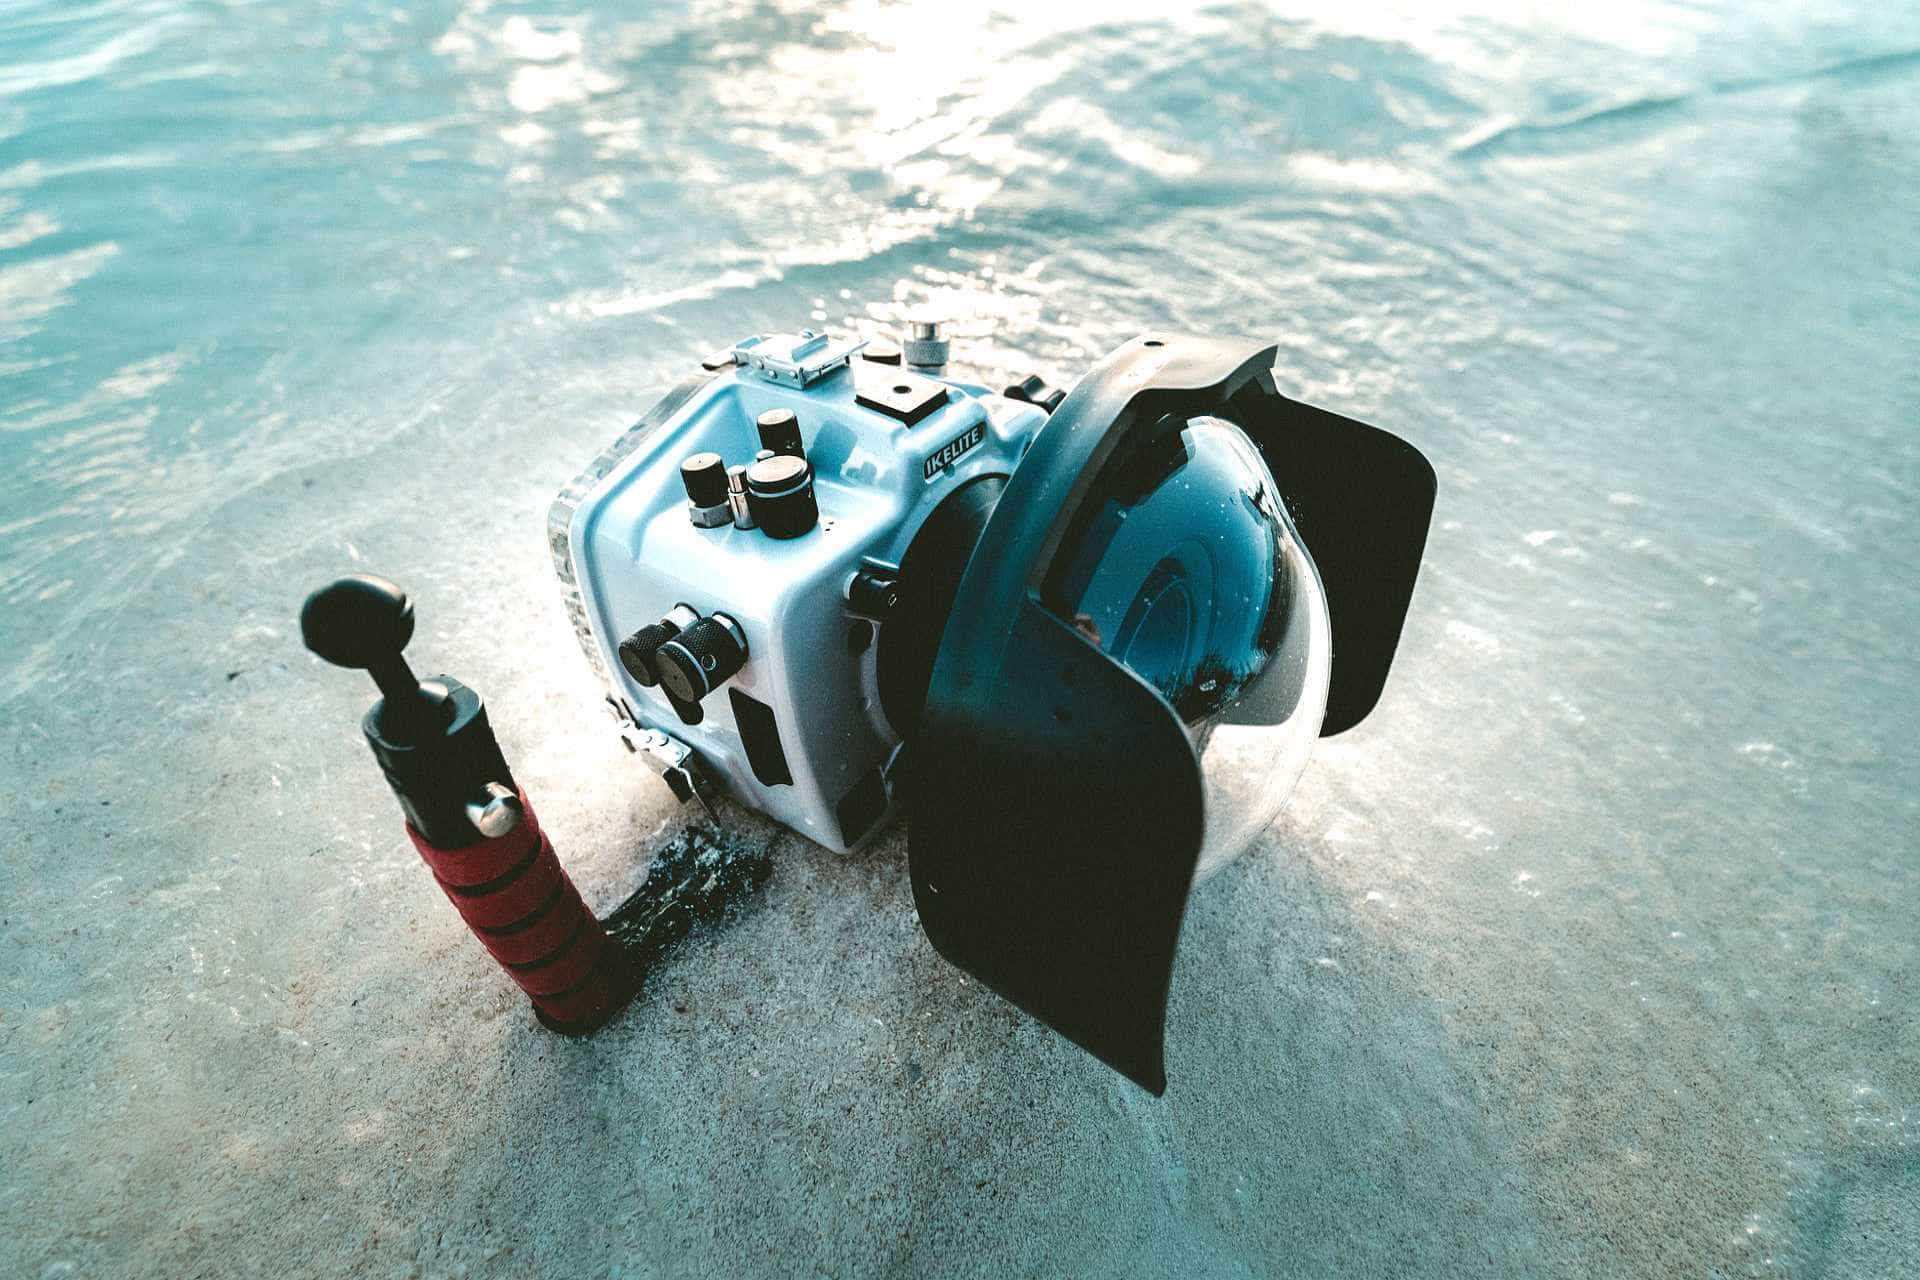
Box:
[904,332,1436,1092]
[906,333,1281,1093]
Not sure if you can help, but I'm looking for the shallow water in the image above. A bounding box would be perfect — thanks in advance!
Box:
[3,1,1917,1275]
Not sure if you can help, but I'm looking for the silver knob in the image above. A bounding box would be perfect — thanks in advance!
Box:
[903,318,949,371]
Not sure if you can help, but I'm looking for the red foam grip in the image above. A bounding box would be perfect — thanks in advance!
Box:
[438,837,570,928]
[406,790,637,1033]
[510,925,606,995]
[469,882,590,967]
[527,953,635,1027]
[415,800,551,886]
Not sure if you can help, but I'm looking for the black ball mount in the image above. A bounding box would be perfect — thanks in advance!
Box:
[300,575,516,848]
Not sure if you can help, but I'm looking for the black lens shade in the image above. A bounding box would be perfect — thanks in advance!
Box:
[910,596,1205,1094]
[905,333,1435,1093]
[1230,389,1436,735]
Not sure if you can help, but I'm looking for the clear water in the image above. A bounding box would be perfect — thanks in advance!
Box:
[3,2,1916,1275]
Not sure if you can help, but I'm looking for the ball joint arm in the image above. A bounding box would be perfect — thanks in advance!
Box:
[299,574,517,847]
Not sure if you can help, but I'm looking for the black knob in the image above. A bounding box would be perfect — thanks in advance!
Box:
[1004,373,1067,414]
[301,574,413,671]
[756,408,805,458]
[654,615,748,704]
[301,574,425,710]
[847,568,900,620]
[680,452,729,508]
[745,454,818,540]
[617,619,682,687]
[300,574,448,741]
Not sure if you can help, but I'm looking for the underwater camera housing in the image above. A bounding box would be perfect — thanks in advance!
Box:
[550,325,1435,1091]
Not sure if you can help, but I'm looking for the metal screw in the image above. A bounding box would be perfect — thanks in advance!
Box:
[465,781,524,838]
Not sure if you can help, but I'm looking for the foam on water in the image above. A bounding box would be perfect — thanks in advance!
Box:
[3,2,1917,1275]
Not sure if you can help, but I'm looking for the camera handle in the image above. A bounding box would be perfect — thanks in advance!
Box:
[300,575,639,1034]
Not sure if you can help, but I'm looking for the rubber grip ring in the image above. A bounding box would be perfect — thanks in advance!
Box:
[405,790,639,1034]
